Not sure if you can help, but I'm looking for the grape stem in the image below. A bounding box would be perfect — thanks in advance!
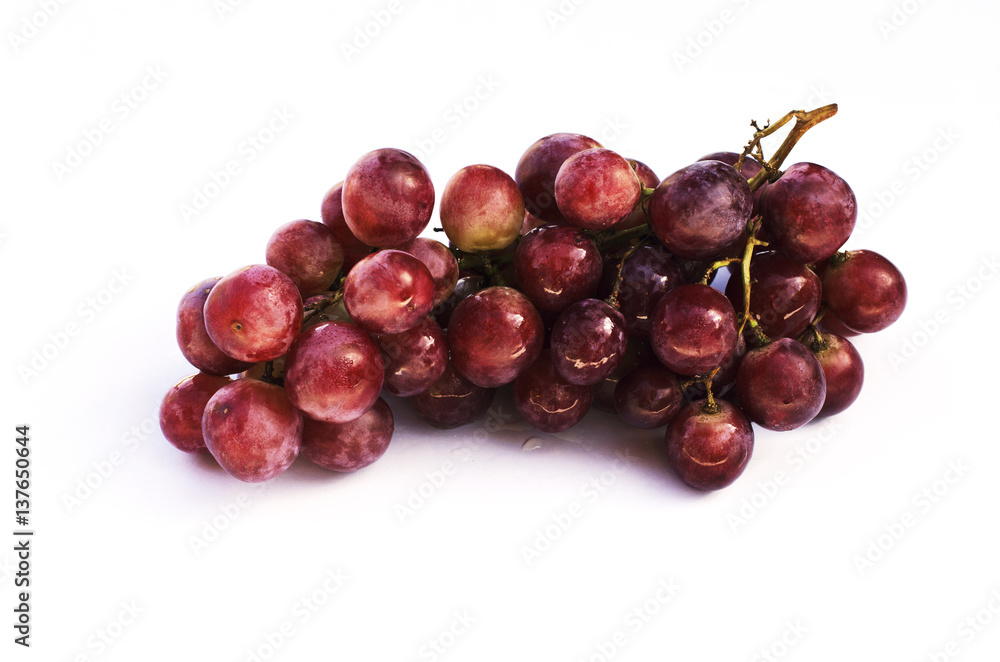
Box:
[700,257,741,285]
[736,216,769,338]
[703,367,721,414]
[605,237,649,310]
[740,104,839,191]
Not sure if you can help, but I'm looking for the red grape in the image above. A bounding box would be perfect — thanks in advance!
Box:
[614,364,683,429]
[344,249,436,334]
[159,373,232,454]
[555,148,641,230]
[176,278,254,376]
[202,379,302,482]
[650,284,738,376]
[823,250,907,333]
[736,338,826,431]
[265,219,344,297]
[302,397,394,472]
[203,265,303,363]
[514,225,603,313]
[448,285,544,388]
[342,148,435,248]
[806,332,865,416]
[615,159,659,230]
[648,160,753,259]
[513,351,593,433]
[611,243,686,337]
[413,363,496,429]
[441,164,524,252]
[374,316,449,397]
[284,321,385,423]
[665,400,754,491]
[724,253,821,339]
[549,298,628,386]
[760,162,856,263]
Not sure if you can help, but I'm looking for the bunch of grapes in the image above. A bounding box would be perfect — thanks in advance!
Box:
[159,104,907,491]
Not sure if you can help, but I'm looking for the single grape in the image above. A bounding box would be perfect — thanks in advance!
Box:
[265,219,344,297]
[611,243,686,337]
[202,379,302,482]
[448,285,544,388]
[394,237,459,307]
[614,364,683,429]
[513,351,593,433]
[736,338,826,431]
[823,250,907,333]
[344,250,436,334]
[554,148,641,230]
[615,159,659,230]
[342,148,435,248]
[647,160,753,259]
[441,164,524,252]
[515,133,602,222]
[804,332,865,416]
[697,151,767,215]
[203,265,303,363]
[549,298,628,385]
[283,321,384,423]
[759,162,856,263]
[665,400,754,491]
[514,225,603,313]
[413,363,496,429]
[321,181,372,268]
[302,397,394,472]
[649,284,738,376]
[374,316,449,397]
[159,373,232,454]
[724,253,821,339]
[176,278,253,376]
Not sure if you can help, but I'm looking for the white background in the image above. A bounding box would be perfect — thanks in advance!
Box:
[3,0,999,660]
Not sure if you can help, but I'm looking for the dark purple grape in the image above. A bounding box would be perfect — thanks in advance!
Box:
[413,363,496,429]
[697,151,767,215]
[823,250,907,333]
[819,311,861,338]
[394,237,460,308]
[593,337,654,413]
[513,351,593,433]
[203,265,303,363]
[760,162,856,263]
[649,284,738,376]
[665,400,754,491]
[725,253,821,339]
[159,373,232,454]
[284,321,384,423]
[554,148,641,230]
[613,243,686,337]
[302,397,394,472]
[736,338,826,431]
[441,164,524,251]
[647,160,753,259]
[342,148,435,248]
[515,133,602,223]
[373,317,449,397]
[549,299,628,386]
[176,278,254,376]
[344,250,436,334]
[447,286,544,388]
[514,225,603,313]
[202,379,302,482]
[321,181,371,269]
[805,332,864,416]
[614,364,683,429]
[265,219,344,297]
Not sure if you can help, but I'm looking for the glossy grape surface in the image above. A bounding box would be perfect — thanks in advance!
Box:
[736,338,826,431]
[514,225,603,313]
[265,219,344,297]
[515,133,602,222]
[549,298,627,386]
[413,363,496,429]
[441,164,524,252]
[555,148,641,230]
[614,364,683,429]
[374,317,449,397]
[665,400,753,491]
[159,373,232,453]
[650,284,738,376]
[344,250,436,334]
[725,253,821,339]
[342,148,435,247]
[176,277,254,376]
[513,351,593,433]
[823,250,907,333]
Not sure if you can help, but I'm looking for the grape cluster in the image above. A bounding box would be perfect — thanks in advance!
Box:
[159,106,907,491]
